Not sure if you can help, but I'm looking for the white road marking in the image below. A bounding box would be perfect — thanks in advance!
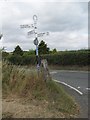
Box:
[50,71,57,74]
[77,86,80,89]
[86,88,90,90]
[54,70,89,73]
[53,79,83,95]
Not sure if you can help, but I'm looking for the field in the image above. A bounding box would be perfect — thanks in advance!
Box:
[2,61,80,118]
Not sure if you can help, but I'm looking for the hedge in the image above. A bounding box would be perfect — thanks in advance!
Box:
[7,51,89,66]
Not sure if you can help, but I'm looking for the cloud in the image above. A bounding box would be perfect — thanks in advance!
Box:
[39,2,88,32]
[0,1,88,51]
[45,31,88,50]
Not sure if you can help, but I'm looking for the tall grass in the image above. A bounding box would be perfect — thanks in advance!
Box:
[2,61,47,98]
[2,61,79,116]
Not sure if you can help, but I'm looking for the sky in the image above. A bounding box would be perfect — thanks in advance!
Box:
[0,0,89,52]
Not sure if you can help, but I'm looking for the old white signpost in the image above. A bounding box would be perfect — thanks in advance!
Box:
[20,15,51,81]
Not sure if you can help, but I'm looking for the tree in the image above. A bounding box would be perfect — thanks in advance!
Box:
[38,40,50,55]
[52,48,57,54]
[13,45,23,56]
[0,34,3,40]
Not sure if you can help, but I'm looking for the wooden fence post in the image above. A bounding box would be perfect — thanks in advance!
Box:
[40,59,51,82]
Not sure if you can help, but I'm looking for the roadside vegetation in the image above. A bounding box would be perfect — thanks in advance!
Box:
[2,61,79,118]
[1,41,88,118]
[2,41,89,71]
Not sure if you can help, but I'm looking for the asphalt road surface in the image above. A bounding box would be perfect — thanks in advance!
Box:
[50,70,89,118]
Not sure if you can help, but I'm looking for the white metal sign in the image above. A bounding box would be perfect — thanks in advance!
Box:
[27,30,35,35]
[37,32,49,37]
[20,24,34,28]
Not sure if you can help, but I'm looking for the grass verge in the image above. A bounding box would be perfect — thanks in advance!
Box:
[2,61,80,118]
[49,65,89,71]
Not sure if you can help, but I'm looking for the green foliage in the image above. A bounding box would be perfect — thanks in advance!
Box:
[6,49,89,66]
[2,52,9,60]
[8,54,36,65]
[8,54,22,65]
[43,51,89,66]
[13,45,23,56]
[21,55,36,65]
[23,49,35,56]
[52,48,57,54]
[38,40,50,55]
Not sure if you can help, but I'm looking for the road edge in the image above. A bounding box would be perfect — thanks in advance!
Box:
[53,79,83,95]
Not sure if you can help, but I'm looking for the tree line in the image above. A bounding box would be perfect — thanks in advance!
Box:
[1,40,90,66]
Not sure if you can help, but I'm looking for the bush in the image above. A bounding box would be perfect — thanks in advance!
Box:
[8,54,22,65]
[42,51,89,66]
[7,51,89,66]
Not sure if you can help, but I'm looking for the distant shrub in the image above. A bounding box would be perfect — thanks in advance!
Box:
[8,54,22,65]
[7,51,89,66]
[42,51,89,66]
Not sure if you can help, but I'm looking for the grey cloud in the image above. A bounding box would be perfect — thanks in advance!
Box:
[38,3,88,32]
[1,1,88,51]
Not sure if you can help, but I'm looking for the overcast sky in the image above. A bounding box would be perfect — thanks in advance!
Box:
[0,0,89,52]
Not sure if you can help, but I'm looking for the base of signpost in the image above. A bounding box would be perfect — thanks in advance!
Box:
[40,59,52,82]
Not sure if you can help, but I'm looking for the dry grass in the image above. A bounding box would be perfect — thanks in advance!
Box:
[2,61,80,118]
[2,97,66,118]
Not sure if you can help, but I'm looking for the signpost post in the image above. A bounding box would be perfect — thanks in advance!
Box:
[33,15,39,57]
[20,15,49,71]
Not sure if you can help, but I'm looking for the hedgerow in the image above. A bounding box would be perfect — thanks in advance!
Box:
[7,51,89,66]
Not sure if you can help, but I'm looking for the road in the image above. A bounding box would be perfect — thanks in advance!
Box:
[50,70,89,118]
